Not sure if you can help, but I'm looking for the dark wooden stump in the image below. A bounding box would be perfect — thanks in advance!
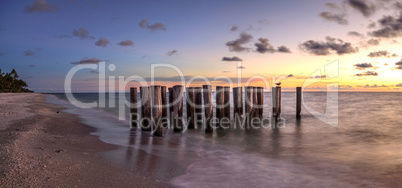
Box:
[203,85,213,133]
[140,86,151,131]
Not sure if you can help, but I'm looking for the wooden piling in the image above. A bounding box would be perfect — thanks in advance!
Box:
[173,85,184,132]
[151,85,162,137]
[253,87,258,118]
[194,87,203,127]
[276,86,282,118]
[161,86,167,125]
[130,87,138,128]
[186,87,195,129]
[203,85,213,133]
[168,87,173,126]
[216,86,224,121]
[296,87,302,118]
[244,86,254,117]
[140,86,151,131]
[272,87,277,117]
[223,87,230,120]
[233,87,239,114]
[257,87,264,118]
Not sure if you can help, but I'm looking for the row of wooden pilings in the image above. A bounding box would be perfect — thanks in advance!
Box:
[130,86,303,137]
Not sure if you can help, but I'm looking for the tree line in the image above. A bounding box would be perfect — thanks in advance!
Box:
[0,69,33,93]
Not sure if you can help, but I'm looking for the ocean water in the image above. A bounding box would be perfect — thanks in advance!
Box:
[47,92,402,187]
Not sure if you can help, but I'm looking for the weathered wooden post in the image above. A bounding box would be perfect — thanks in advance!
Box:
[272,87,277,117]
[168,87,174,127]
[216,86,224,122]
[253,87,258,118]
[224,86,230,120]
[194,87,203,127]
[203,85,213,133]
[151,86,163,137]
[244,86,254,119]
[130,87,138,128]
[173,85,184,132]
[140,86,151,131]
[161,86,167,125]
[257,87,264,118]
[296,87,302,118]
[186,87,195,129]
[233,87,239,114]
[276,86,282,118]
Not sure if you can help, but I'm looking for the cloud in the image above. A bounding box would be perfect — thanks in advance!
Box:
[230,25,239,31]
[355,71,378,76]
[0,52,4,56]
[29,64,35,67]
[24,50,34,56]
[117,40,134,47]
[166,50,178,56]
[363,84,388,88]
[90,70,99,74]
[396,83,402,87]
[222,71,231,73]
[367,50,394,58]
[314,75,327,78]
[367,38,380,46]
[139,18,167,31]
[25,0,59,13]
[95,38,109,47]
[255,38,275,53]
[73,28,95,39]
[354,63,373,69]
[287,74,294,77]
[222,56,243,61]
[299,36,358,56]
[348,31,364,37]
[226,32,253,52]
[369,12,402,38]
[326,3,341,9]
[395,59,402,69]
[237,66,246,69]
[71,58,103,65]
[319,12,348,25]
[55,34,72,39]
[346,0,376,17]
[277,46,291,53]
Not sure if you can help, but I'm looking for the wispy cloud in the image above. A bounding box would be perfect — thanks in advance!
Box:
[226,32,253,52]
[95,38,110,47]
[139,18,167,31]
[166,50,178,56]
[355,71,378,76]
[230,25,239,31]
[24,50,34,56]
[73,28,95,39]
[346,0,376,17]
[25,0,59,13]
[117,40,134,47]
[222,56,243,61]
[395,59,402,70]
[71,58,104,65]
[319,12,348,25]
[354,63,374,70]
[367,50,397,58]
[369,12,402,38]
[299,36,358,56]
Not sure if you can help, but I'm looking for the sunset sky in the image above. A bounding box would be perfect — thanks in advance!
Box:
[0,0,401,92]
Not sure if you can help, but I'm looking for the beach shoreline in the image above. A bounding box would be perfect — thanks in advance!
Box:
[0,93,167,187]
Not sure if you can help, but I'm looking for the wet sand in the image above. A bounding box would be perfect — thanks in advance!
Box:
[0,93,167,187]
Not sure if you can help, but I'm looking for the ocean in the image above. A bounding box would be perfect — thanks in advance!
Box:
[47,92,402,187]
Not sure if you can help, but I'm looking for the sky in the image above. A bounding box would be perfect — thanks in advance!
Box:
[0,0,402,92]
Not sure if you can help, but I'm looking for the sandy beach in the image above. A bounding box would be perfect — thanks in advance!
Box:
[0,93,166,187]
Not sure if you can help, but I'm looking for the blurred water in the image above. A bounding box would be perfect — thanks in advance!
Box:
[48,92,402,187]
